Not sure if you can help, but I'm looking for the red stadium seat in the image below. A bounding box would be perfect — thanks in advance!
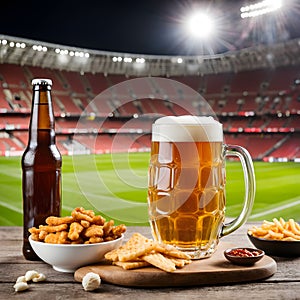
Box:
[1,63,300,160]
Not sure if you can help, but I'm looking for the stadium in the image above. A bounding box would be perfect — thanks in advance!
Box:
[0,0,300,226]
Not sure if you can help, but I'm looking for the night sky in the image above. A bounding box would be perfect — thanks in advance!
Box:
[1,0,300,56]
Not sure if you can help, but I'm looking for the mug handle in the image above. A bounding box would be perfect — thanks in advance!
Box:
[220,144,256,237]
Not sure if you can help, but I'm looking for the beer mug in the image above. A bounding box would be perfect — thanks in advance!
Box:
[148,116,255,259]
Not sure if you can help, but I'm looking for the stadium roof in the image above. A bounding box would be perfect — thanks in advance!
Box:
[1,1,300,55]
[1,34,300,77]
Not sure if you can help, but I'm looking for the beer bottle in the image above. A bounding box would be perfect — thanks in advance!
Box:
[22,78,62,260]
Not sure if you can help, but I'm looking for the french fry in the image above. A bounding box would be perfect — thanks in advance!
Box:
[289,219,300,235]
[248,218,300,241]
[283,229,300,240]
[273,218,284,232]
[279,217,286,227]
[268,230,284,240]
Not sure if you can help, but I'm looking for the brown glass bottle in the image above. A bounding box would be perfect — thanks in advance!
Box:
[22,79,62,260]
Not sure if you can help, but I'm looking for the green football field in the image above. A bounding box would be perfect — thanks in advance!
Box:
[0,153,300,226]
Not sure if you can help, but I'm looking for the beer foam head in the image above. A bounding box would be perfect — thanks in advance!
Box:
[152,115,223,142]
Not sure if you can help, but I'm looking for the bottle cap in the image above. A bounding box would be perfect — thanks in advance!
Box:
[31,79,53,86]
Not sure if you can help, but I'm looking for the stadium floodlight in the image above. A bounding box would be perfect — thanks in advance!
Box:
[136,58,145,63]
[240,0,282,18]
[186,12,214,39]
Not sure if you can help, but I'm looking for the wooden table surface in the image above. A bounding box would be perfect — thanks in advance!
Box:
[1,224,300,299]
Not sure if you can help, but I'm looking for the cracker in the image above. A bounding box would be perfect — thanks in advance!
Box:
[155,243,192,260]
[105,232,192,272]
[105,247,123,262]
[142,252,176,273]
[113,261,150,270]
[117,233,157,262]
[105,233,156,262]
[165,256,192,268]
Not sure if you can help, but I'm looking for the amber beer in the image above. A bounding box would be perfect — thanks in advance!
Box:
[148,116,255,259]
[22,79,62,260]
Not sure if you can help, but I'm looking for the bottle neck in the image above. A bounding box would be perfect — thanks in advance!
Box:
[28,86,56,147]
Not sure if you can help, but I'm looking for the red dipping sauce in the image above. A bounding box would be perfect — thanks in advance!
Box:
[227,248,261,257]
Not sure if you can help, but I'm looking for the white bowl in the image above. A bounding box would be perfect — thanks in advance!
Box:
[29,234,124,273]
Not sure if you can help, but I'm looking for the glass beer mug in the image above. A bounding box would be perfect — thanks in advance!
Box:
[148,116,255,259]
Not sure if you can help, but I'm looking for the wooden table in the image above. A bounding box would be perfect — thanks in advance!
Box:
[1,224,300,299]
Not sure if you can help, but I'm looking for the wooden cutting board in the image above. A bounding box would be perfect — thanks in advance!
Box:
[74,241,276,287]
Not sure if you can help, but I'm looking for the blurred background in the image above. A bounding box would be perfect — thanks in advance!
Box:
[0,0,299,225]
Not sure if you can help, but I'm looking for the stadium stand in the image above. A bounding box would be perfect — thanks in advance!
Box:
[1,55,300,160]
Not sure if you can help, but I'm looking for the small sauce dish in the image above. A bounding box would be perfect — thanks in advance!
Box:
[224,247,264,266]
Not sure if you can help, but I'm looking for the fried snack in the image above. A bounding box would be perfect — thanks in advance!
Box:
[29,224,68,238]
[30,233,40,241]
[28,227,40,235]
[71,207,94,223]
[68,222,84,241]
[92,215,106,226]
[44,231,69,244]
[103,220,114,236]
[38,230,48,240]
[80,208,95,218]
[87,237,104,244]
[71,237,84,244]
[112,224,127,237]
[84,225,104,238]
[46,216,73,226]
[248,218,300,241]
[80,220,90,228]
[28,207,126,245]
[105,232,192,272]
[39,224,68,233]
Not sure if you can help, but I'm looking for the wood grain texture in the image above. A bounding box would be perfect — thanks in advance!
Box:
[1,225,300,299]
[74,241,277,287]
